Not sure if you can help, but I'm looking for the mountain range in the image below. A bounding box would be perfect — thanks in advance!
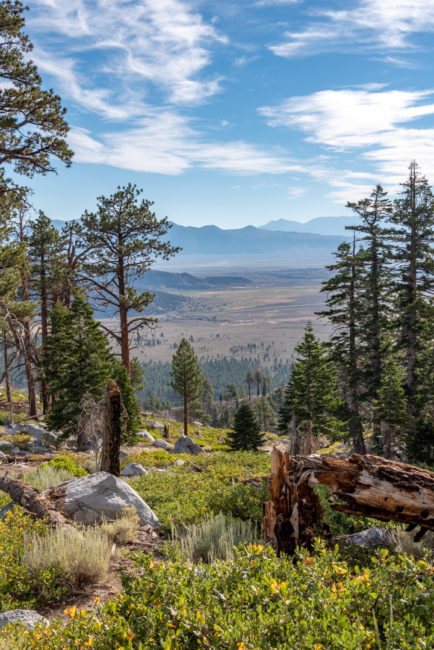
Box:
[260,216,357,236]
[52,218,349,268]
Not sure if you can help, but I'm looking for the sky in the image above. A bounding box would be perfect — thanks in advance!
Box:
[21,0,434,228]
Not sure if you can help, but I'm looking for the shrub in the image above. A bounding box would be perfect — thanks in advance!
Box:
[48,455,87,477]
[9,433,31,450]
[4,541,433,649]
[23,525,112,591]
[25,465,76,491]
[101,508,139,544]
[172,512,259,562]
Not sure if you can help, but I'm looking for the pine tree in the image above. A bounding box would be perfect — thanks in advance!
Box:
[252,395,277,432]
[278,323,342,454]
[0,1,72,179]
[170,338,203,436]
[389,162,434,423]
[110,359,140,440]
[227,403,264,451]
[43,294,113,440]
[81,184,179,374]
[373,338,407,458]
[317,238,366,453]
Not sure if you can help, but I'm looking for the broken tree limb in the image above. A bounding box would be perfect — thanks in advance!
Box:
[0,473,70,527]
[264,446,434,554]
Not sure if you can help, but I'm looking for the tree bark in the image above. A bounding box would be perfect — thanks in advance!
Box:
[2,331,12,422]
[100,380,122,476]
[264,446,434,554]
[183,389,188,436]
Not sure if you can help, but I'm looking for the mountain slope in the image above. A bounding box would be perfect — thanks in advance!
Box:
[260,216,358,236]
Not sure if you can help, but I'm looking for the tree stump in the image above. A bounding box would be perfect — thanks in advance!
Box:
[100,380,122,477]
[264,446,434,554]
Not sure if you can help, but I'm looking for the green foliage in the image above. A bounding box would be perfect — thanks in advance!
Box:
[47,455,87,477]
[25,465,76,491]
[0,508,65,610]
[227,404,265,451]
[6,541,433,649]
[279,323,342,452]
[110,359,140,438]
[43,294,113,438]
[170,338,203,435]
[130,451,270,532]
[8,433,30,450]
[0,0,72,177]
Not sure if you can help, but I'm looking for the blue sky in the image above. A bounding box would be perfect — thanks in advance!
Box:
[22,0,434,228]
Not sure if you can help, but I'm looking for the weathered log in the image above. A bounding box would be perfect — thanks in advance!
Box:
[100,380,122,476]
[264,446,434,554]
[0,473,70,527]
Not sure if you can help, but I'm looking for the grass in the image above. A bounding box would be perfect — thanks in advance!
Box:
[24,465,76,490]
[172,511,259,562]
[23,525,113,591]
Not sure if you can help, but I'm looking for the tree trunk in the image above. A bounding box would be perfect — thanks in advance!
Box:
[22,321,38,417]
[264,446,434,554]
[100,380,122,476]
[2,332,13,423]
[183,389,188,436]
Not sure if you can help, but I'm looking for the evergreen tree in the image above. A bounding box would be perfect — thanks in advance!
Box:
[346,185,393,451]
[227,404,264,451]
[129,357,145,392]
[389,162,434,424]
[43,294,112,440]
[373,338,407,458]
[81,184,179,374]
[0,1,72,179]
[252,395,277,432]
[317,238,366,453]
[170,338,203,436]
[110,359,140,439]
[279,323,342,454]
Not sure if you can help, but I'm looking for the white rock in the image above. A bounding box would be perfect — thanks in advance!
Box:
[44,471,159,527]
[171,435,204,456]
[0,610,48,630]
[338,527,399,549]
[153,438,171,450]
[122,463,148,477]
[119,449,128,458]
[136,430,155,443]
[173,459,185,466]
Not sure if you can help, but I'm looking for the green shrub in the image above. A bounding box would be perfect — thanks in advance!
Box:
[101,508,139,545]
[47,455,87,477]
[172,512,259,562]
[9,433,31,450]
[4,541,432,649]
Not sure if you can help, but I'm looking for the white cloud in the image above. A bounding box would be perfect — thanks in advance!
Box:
[28,0,227,110]
[69,112,303,176]
[260,87,434,200]
[270,0,434,60]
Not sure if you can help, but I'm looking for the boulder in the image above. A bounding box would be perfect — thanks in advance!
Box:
[121,463,148,477]
[0,609,48,630]
[136,430,155,443]
[119,449,128,458]
[0,441,19,454]
[41,431,58,447]
[32,445,52,455]
[1,418,12,427]
[44,472,159,527]
[171,435,204,456]
[0,502,16,520]
[338,527,399,549]
[153,438,171,450]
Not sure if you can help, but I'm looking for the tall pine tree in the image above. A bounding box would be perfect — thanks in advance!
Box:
[170,338,203,436]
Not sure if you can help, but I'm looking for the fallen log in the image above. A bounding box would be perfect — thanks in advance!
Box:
[0,472,71,528]
[264,446,434,555]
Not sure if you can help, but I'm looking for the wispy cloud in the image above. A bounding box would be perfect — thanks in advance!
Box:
[28,0,227,111]
[69,111,304,176]
[270,0,434,61]
[260,87,434,199]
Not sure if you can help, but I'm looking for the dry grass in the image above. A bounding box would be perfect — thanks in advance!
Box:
[25,464,75,491]
[172,511,259,563]
[101,508,139,544]
[23,526,112,590]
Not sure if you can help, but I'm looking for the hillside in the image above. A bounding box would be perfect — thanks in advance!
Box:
[260,216,359,236]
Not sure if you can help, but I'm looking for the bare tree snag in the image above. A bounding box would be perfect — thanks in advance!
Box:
[264,446,434,554]
[0,473,70,527]
[100,380,122,477]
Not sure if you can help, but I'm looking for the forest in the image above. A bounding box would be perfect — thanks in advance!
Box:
[0,1,433,648]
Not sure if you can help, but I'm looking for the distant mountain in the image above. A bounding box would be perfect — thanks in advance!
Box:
[51,219,348,268]
[162,223,347,267]
[260,216,358,237]
[142,270,251,291]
